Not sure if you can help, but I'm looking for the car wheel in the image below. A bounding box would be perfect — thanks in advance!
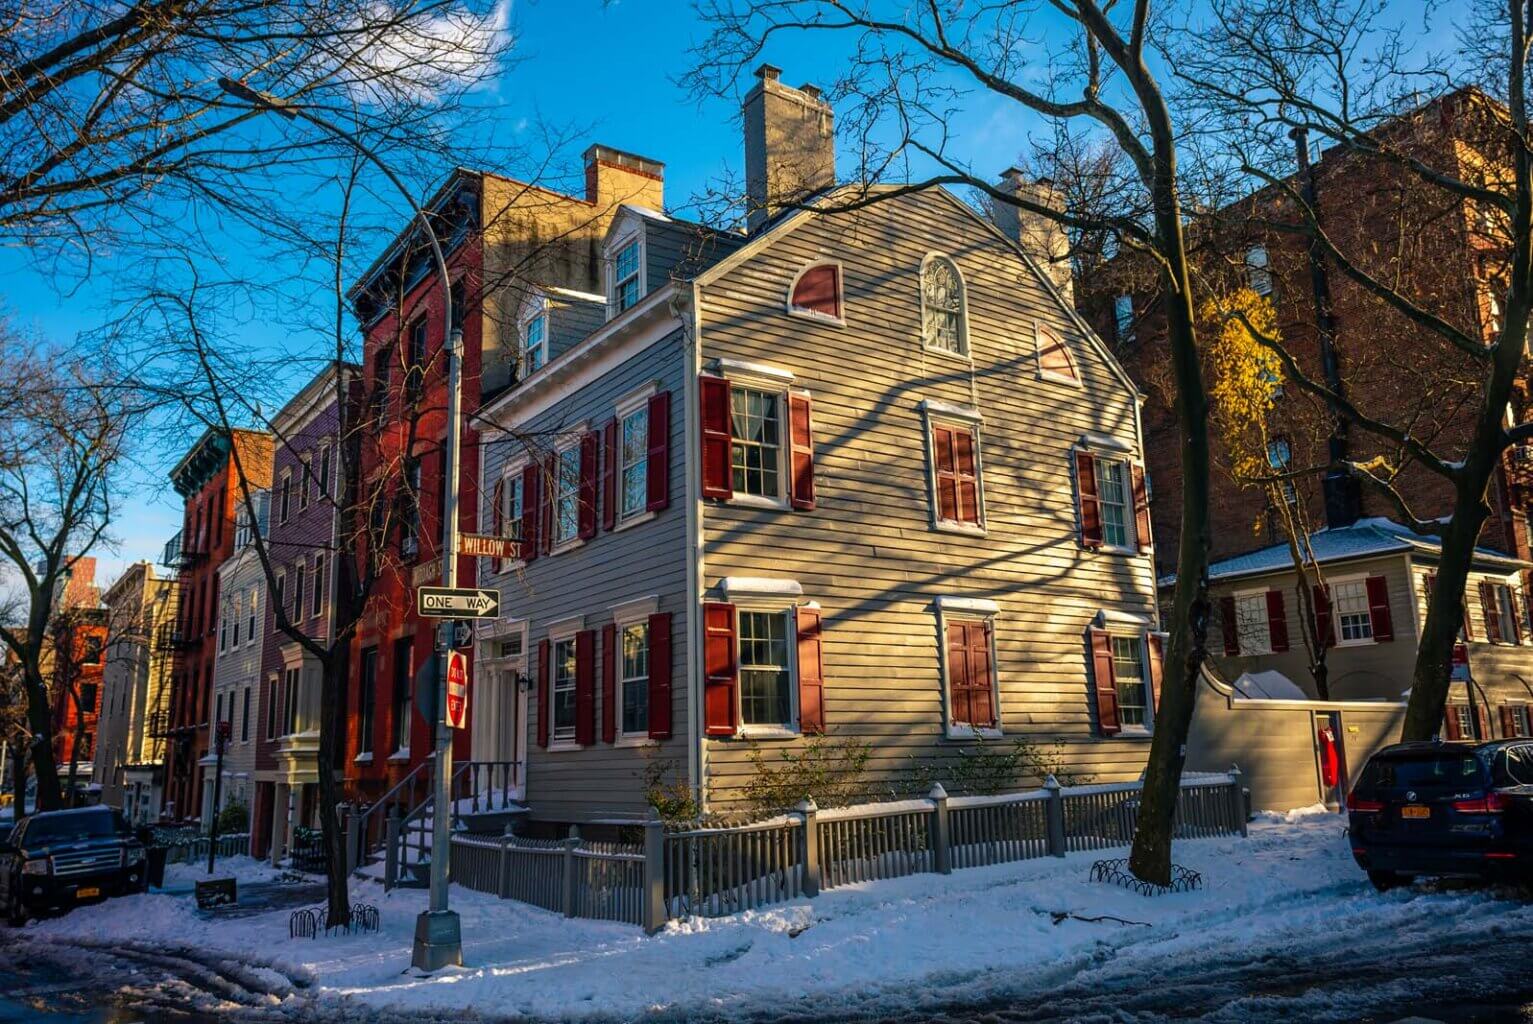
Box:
[1368,870,1407,892]
[6,897,26,927]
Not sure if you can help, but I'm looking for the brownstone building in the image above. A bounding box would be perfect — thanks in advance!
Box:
[1079,88,1524,577]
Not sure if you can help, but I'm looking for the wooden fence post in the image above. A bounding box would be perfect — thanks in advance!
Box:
[929,783,951,875]
[1044,774,1066,858]
[1230,764,1249,837]
[642,808,666,934]
[796,798,820,897]
[345,805,360,875]
[561,825,581,918]
[498,825,513,899]
[383,804,401,891]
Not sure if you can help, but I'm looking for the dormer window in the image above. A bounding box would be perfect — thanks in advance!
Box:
[788,263,843,322]
[522,311,547,377]
[921,255,967,355]
[610,236,642,314]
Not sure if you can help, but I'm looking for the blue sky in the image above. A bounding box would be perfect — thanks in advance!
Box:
[3,0,1434,589]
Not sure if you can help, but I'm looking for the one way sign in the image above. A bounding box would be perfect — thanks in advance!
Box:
[416,586,501,619]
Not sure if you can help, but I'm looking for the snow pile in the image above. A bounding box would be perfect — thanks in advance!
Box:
[1252,803,1333,824]
[1231,670,1311,701]
[22,814,1533,1021]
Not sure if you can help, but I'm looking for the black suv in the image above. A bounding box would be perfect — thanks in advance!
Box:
[0,807,148,924]
[1347,740,1533,891]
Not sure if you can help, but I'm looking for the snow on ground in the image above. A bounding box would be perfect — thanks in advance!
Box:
[20,814,1533,1022]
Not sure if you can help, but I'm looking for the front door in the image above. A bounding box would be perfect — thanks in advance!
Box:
[473,627,528,800]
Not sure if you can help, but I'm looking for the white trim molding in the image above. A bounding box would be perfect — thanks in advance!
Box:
[918,398,983,424]
[710,357,795,385]
[935,595,1000,616]
[721,577,804,600]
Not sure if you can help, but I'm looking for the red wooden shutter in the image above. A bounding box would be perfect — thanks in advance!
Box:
[648,612,672,739]
[601,624,617,743]
[933,426,959,522]
[1088,627,1120,736]
[945,622,972,726]
[536,638,550,748]
[788,393,815,511]
[647,390,671,512]
[540,455,556,554]
[520,464,539,563]
[1313,584,1335,648]
[967,621,995,728]
[1476,703,1491,741]
[953,428,980,524]
[578,432,598,541]
[1146,632,1165,710]
[490,478,505,572]
[703,603,737,736]
[601,418,617,531]
[575,629,595,746]
[1510,591,1525,645]
[1365,575,1393,642]
[1132,464,1152,552]
[1500,704,1517,739]
[1265,590,1290,652]
[796,606,825,734]
[1075,451,1102,547]
[1480,582,1501,643]
[1444,705,1463,741]
[1219,595,1239,655]
[699,375,733,500]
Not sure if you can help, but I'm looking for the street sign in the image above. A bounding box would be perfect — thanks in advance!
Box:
[445,650,468,730]
[459,533,519,560]
[416,586,501,619]
[434,620,476,653]
[414,656,438,724]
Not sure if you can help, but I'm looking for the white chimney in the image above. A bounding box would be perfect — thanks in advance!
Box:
[993,167,1073,304]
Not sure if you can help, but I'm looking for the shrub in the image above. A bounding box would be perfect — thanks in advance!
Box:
[215,798,248,834]
[740,733,872,815]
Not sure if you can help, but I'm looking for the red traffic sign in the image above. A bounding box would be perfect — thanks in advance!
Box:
[459,533,519,561]
[445,650,469,730]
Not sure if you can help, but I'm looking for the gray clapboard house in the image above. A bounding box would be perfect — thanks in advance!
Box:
[474,66,1163,824]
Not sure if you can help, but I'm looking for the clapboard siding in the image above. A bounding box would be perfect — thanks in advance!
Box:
[546,296,605,365]
[698,189,1160,810]
[478,330,689,822]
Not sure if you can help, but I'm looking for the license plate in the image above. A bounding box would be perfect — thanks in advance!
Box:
[75,886,100,899]
[1400,805,1431,820]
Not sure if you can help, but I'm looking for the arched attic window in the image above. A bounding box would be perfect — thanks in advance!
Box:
[921,255,967,355]
[788,263,843,322]
[1036,323,1079,383]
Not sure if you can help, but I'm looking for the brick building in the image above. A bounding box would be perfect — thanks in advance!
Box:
[1079,89,1522,576]
[47,556,106,784]
[162,429,273,823]
[341,147,664,798]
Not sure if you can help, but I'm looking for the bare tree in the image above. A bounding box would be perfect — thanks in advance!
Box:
[687,0,1219,884]
[0,330,136,812]
[1175,0,1531,740]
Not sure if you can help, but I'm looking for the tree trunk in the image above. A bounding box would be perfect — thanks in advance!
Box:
[1402,494,1488,741]
[1128,134,1212,886]
[20,656,61,812]
[315,652,351,929]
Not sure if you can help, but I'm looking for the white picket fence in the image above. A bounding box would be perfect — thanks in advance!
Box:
[451,770,1249,933]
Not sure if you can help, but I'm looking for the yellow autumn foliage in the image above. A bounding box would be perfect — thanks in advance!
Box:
[1203,287,1283,488]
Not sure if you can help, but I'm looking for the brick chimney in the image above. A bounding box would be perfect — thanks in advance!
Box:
[743,64,836,234]
[992,168,1073,304]
[583,144,665,212]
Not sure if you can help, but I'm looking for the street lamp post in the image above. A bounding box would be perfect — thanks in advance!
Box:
[217,78,464,970]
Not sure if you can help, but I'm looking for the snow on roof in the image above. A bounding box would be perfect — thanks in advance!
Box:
[543,286,606,305]
[1160,517,1531,587]
[1231,670,1311,701]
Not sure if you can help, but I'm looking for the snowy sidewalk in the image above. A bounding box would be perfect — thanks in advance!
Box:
[19,809,1533,1021]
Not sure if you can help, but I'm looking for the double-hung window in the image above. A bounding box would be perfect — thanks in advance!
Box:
[316,443,331,502]
[1095,456,1132,549]
[298,455,310,511]
[1267,437,1297,505]
[921,255,966,355]
[241,687,251,742]
[1246,245,1273,296]
[1234,592,1272,655]
[611,237,642,314]
[619,620,650,737]
[311,553,325,618]
[400,458,421,559]
[246,587,257,641]
[1113,294,1134,343]
[1509,706,1532,738]
[282,666,301,736]
[1112,635,1150,728]
[405,319,427,404]
[551,636,578,742]
[279,470,292,524]
[392,637,413,752]
[1332,579,1374,643]
[291,561,305,624]
[553,445,582,546]
[1485,582,1522,644]
[731,387,782,499]
[357,647,377,756]
[738,610,792,728]
[522,312,547,376]
[502,473,524,544]
[619,405,649,520]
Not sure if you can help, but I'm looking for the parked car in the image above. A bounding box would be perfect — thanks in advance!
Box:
[1347,740,1533,891]
[0,806,148,924]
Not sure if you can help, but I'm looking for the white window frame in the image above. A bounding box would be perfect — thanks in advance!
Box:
[316,442,331,502]
[1246,245,1273,296]
[1510,705,1532,738]
[547,615,584,751]
[1451,703,1475,739]
[614,384,657,529]
[1033,322,1081,387]
[934,595,1002,740]
[273,570,286,626]
[918,399,986,537]
[551,434,586,552]
[493,458,529,571]
[278,468,292,524]
[784,260,846,327]
[919,253,970,358]
[733,600,801,739]
[611,595,660,746]
[520,299,549,379]
[1491,581,1520,644]
[1329,574,1376,647]
[311,552,325,619]
[606,228,645,318]
[1233,588,1273,656]
[1114,294,1135,343]
[727,381,790,510]
[231,590,243,648]
[1107,630,1154,735]
[1093,453,1136,554]
[246,586,257,645]
[298,454,311,511]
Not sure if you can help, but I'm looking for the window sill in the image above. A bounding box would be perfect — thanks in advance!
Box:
[613,509,657,534]
[551,537,586,556]
[788,308,847,329]
[727,493,790,512]
[1036,370,1083,389]
[1085,543,1142,557]
[614,735,657,748]
[933,519,987,538]
[387,747,411,763]
[353,752,374,764]
[944,725,1003,741]
[1117,726,1153,740]
[1335,638,1376,649]
[922,344,973,365]
[736,725,799,741]
[548,740,584,752]
[1236,647,1272,658]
